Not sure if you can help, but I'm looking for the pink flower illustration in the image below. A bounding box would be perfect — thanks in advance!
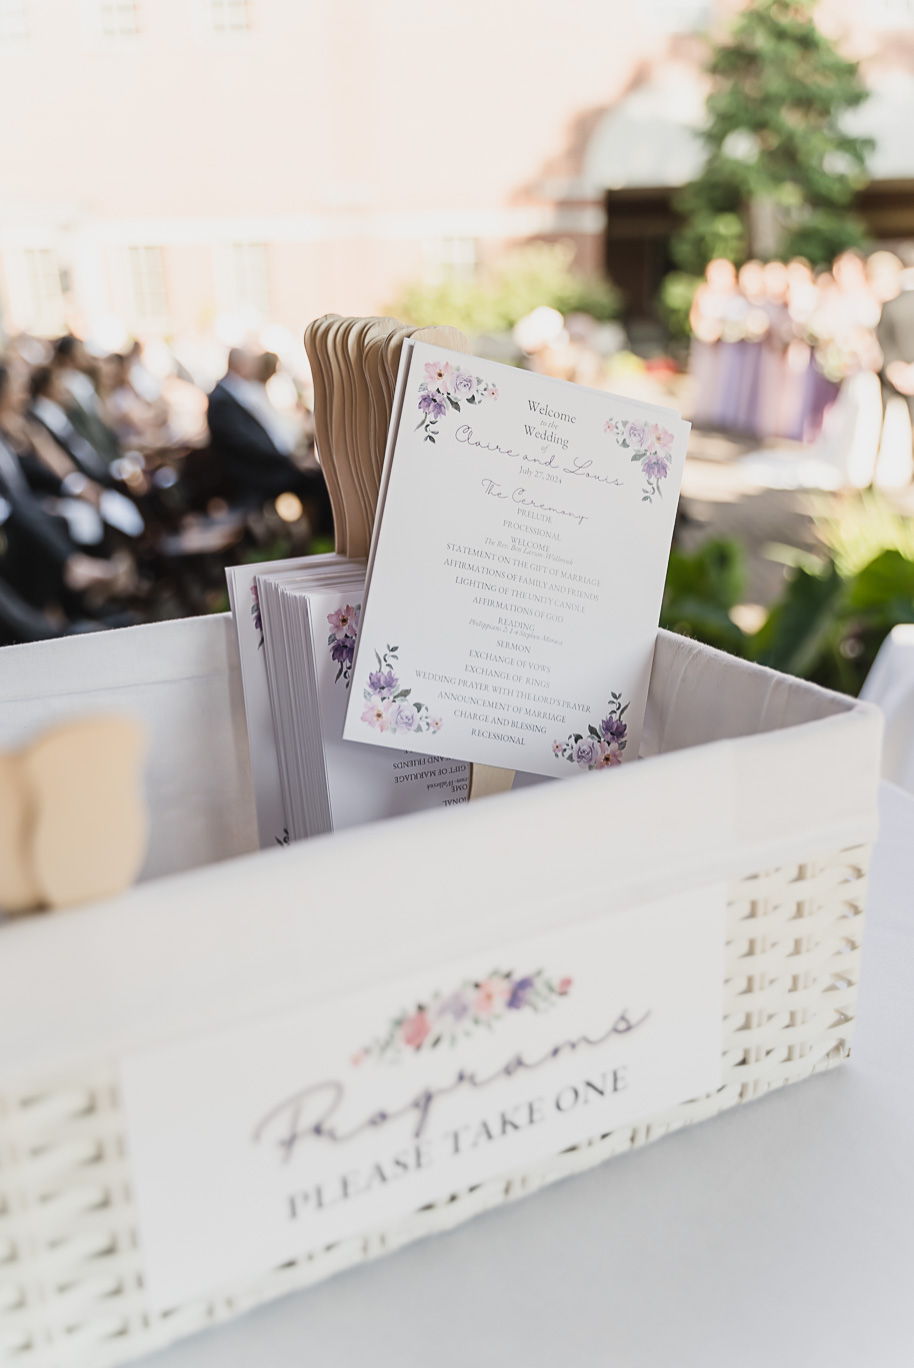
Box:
[474,977,511,1018]
[430,716,443,733]
[594,739,622,769]
[552,739,563,755]
[361,695,392,731]
[649,424,674,450]
[401,1010,431,1049]
[424,360,454,394]
[558,977,573,995]
[327,605,358,640]
[485,383,498,400]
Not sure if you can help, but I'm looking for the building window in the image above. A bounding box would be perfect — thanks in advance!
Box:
[206,0,249,33]
[422,236,477,286]
[215,242,270,316]
[0,0,28,41]
[95,0,139,36]
[23,249,66,335]
[128,246,168,321]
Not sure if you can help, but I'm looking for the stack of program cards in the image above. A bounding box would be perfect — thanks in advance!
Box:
[227,554,469,847]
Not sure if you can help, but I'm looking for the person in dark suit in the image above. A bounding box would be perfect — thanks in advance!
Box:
[207,349,331,530]
[53,334,121,466]
[0,361,132,644]
[28,365,113,484]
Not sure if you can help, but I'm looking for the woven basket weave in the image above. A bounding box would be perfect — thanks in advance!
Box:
[0,842,869,1368]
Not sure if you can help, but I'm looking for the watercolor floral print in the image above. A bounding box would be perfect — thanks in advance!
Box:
[604,418,675,504]
[326,602,360,687]
[417,360,498,442]
[353,968,573,1065]
[251,584,264,649]
[360,643,442,736]
[554,692,629,770]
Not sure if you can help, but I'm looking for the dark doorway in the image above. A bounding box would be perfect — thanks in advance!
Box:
[604,187,680,327]
[855,179,914,242]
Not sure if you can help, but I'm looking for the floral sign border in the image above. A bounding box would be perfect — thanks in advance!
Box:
[604,418,675,504]
[353,967,573,1066]
[417,359,498,442]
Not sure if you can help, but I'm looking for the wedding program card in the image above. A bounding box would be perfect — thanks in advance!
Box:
[344,343,690,777]
[121,880,724,1309]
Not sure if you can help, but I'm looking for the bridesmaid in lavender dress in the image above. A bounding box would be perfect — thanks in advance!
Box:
[688,259,737,428]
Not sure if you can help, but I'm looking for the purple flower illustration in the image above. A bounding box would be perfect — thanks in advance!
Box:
[643,455,670,482]
[251,584,263,648]
[555,692,630,772]
[418,390,448,421]
[368,667,398,697]
[601,714,628,742]
[453,371,476,397]
[508,975,535,1010]
[626,421,648,448]
[573,736,601,768]
[435,990,471,1023]
[331,636,355,666]
[392,701,417,731]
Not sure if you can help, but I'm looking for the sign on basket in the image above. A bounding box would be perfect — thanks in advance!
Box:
[121,883,725,1309]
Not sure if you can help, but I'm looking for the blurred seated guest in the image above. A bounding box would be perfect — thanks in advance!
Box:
[27,366,145,539]
[126,339,163,403]
[207,348,331,528]
[52,334,121,466]
[29,365,112,483]
[98,353,169,450]
[0,364,135,645]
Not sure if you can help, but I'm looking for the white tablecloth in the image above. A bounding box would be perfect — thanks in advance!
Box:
[137,780,914,1368]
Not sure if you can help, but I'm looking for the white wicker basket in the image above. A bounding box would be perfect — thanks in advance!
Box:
[0,620,881,1368]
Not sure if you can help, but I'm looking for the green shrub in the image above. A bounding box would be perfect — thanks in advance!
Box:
[661,529,914,696]
[657,272,702,339]
[391,240,621,337]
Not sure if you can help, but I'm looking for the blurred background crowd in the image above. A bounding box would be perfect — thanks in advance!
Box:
[4,0,914,697]
[688,247,914,483]
[0,334,332,646]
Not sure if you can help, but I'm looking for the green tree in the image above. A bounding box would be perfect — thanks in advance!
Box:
[672,0,872,274]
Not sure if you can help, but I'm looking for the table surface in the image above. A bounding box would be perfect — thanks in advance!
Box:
[141,782,914,1368]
